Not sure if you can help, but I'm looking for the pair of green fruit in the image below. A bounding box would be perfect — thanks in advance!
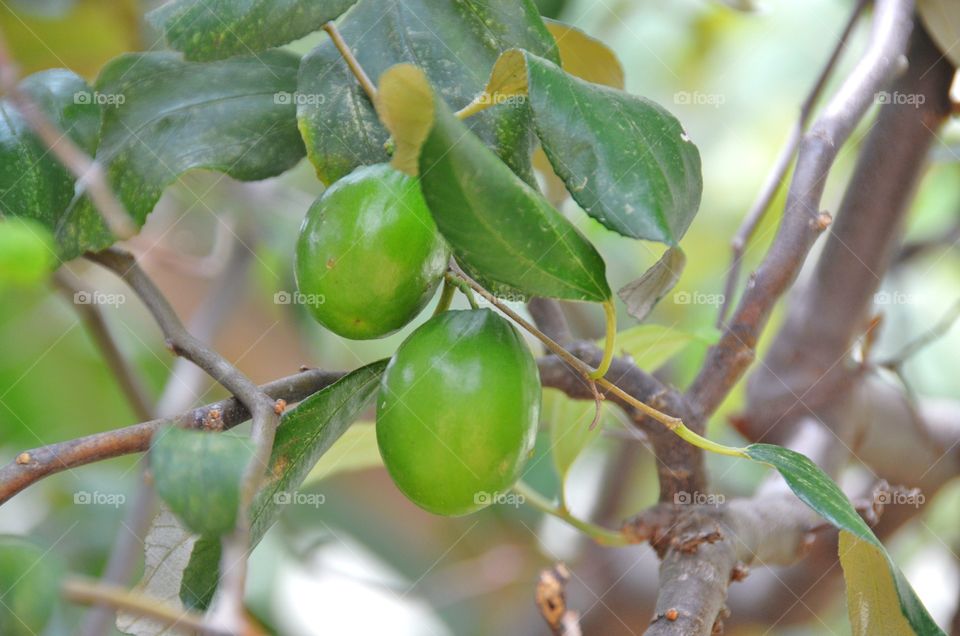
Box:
[295,164,541,516]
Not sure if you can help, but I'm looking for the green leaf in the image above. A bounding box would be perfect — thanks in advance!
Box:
[0,536,64,636]
[482,50,703,243]
[387,67,609,302]
[544,388,603,483]
[95,50,305,235]
[147,0,357,62]
[0,218,56,286]
[179,360,387,609]
[296,0,556,185]
[0,69,110,260]
[745,444,943,635]
[615,323,715,371]
[150,428,254,537]
[618,247,686,322]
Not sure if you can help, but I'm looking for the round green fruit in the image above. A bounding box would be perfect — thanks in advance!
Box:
[295,163,449,340]
[376,308,541,516]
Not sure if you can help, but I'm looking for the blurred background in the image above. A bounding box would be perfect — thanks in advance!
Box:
[1,0,959,634]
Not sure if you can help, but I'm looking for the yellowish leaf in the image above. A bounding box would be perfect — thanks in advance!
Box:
[375,64,435,176]
[839,531,915,636]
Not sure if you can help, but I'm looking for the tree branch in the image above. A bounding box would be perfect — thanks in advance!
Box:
[740,20,955,442]
[717,0,869,328]
[538,344,705,502]
[0,368,344,505]
[687,0,916,419]
[63,578,227,636]
[74,248,278,632]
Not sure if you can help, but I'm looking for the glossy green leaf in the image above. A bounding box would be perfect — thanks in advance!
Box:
[180,360,387,609]
[0,69,109,260]
[412,77,609,302]
[0,536,64,636]
[745,444,943,635]
[483,50,703,243]
[147,0,357,62]
[95,50,305,236]
[151,428,254,537]
[0,218,56,286]
[544,388,603,483]
[296,0,556,185]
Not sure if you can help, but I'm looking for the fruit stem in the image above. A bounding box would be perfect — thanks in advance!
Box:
[448,265,750,458]
[512,481,629,547]
[587,299,616,380]
[322,22,377,103]
[433,278,456,316]
[444,272,480,309]
[454,96,492,120]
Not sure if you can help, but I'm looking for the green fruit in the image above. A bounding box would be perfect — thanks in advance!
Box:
[376,309,541,516]
[295,163,449,339]
[0,535,63,636]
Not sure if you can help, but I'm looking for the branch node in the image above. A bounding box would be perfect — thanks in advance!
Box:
[15,452,30,465]
[811,210,833,231]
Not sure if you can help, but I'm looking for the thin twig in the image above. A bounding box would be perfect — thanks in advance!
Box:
[0,28,136,239]
[86,247,279,634]
[63,578,227,636]
[0,368,345,505]
[80,234,255,636]
[717,0,868,327]
[323,22,377,103]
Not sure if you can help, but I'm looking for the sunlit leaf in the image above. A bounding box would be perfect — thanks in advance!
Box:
[544,389,603,483]
[615,323,715,371]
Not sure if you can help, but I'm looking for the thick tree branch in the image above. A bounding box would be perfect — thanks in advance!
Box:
[718,0,868,327]
[687,0,916,419]
[741,23,956,442]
